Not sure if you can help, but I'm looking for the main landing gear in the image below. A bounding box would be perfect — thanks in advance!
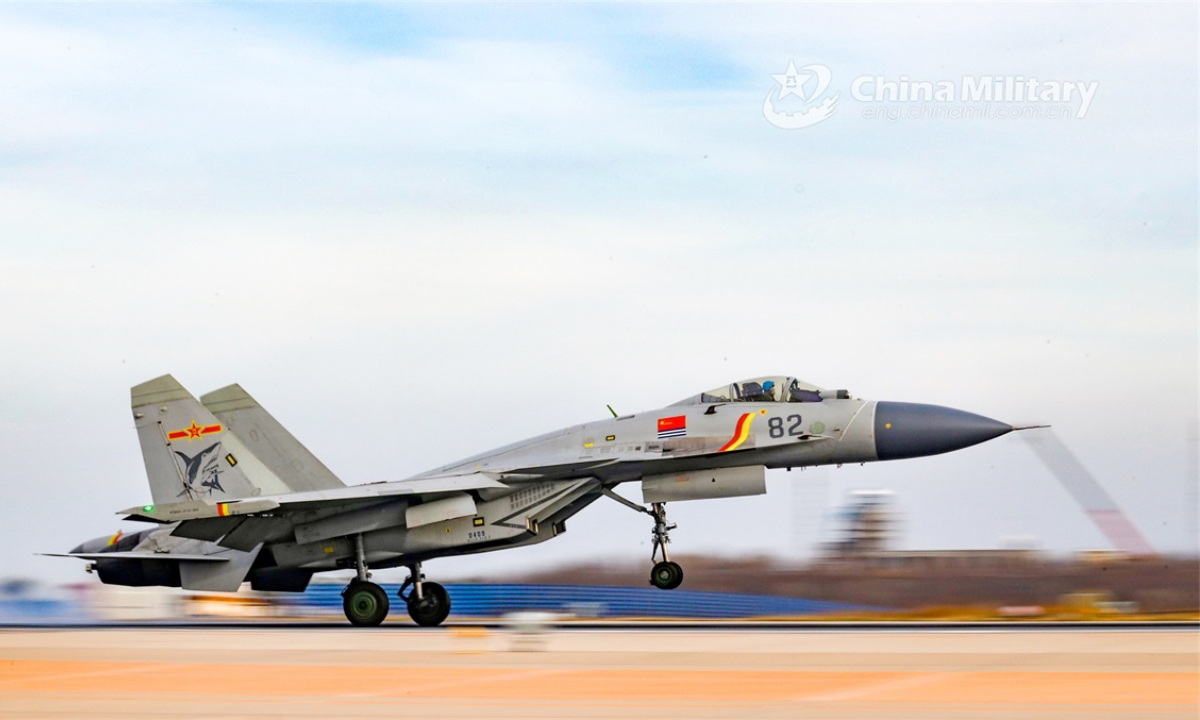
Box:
[648,502,683,590]
[399,562,451,627]
[342,534,389,627]
[343,580,389,626]
[339,535,451,627]
[600,490,685,591]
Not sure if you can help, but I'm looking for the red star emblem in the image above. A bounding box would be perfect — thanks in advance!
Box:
[166,421,223,442]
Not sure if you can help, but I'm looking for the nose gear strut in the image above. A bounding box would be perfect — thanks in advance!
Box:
[600,488,684,590]
[648,502,683,589]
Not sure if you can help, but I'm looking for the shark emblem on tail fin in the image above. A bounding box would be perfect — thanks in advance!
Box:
[174,442,225,497]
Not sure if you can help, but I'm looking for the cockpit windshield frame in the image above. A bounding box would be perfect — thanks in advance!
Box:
[696,376,826,404]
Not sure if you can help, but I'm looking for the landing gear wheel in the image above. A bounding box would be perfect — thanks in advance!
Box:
[650,561,684,590]
[407,581,451,627]
[646,502,682,590]
[343,581,389,627]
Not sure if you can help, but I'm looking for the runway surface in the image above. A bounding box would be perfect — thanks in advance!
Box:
[1,625,1196,718]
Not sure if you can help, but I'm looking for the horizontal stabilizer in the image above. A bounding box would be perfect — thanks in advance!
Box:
[118,498,281,522]
[42,551,229,562]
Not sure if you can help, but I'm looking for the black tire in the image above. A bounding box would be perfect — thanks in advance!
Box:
[407,581,451,627]
[650,561,684,590]
[342,581,389,627]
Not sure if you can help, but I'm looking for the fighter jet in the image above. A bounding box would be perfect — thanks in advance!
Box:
[53,374,1025,626]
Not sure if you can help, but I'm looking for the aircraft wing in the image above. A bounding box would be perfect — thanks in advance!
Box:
[410,459,621,484]
[285,472,509,501]
[115,472,513,552]
[42,551,229,562]
[119,472,510,522]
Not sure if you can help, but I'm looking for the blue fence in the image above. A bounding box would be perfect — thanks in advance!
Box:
[298,584,865,619]
[0,600,75,621]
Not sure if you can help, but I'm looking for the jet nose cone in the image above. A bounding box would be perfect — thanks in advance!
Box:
[875,402,1012,461]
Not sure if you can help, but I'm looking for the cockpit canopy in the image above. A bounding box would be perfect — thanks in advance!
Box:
[693,376,831,404]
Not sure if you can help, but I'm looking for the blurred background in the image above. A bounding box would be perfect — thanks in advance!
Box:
[0,3,1195,623]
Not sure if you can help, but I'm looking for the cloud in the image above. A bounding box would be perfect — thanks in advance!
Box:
[0,4,1195,584]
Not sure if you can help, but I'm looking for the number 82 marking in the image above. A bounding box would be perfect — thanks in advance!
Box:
[767,414,803,438]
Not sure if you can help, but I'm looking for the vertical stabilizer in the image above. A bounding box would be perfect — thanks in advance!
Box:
[132,375,290,505]
[201,384,344,492]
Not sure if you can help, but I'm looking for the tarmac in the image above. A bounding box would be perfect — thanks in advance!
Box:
[0,624,1196,718]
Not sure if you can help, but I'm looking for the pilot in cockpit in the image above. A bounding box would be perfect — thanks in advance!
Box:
[742,380,777,402]
[760,380,777,401]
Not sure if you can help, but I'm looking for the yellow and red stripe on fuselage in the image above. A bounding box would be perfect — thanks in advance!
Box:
[718,411,760,452]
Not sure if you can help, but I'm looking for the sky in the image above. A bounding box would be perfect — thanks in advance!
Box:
[0,2,1195,586]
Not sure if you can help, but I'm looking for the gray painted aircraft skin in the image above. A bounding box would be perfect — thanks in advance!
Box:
[55,374,1023,626]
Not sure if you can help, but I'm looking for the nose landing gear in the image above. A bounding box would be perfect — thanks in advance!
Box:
[651,561,683,590]
[648,502,683,590]
[601,489,688,590]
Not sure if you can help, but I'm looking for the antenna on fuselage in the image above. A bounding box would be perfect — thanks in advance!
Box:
[606,404,618,418]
